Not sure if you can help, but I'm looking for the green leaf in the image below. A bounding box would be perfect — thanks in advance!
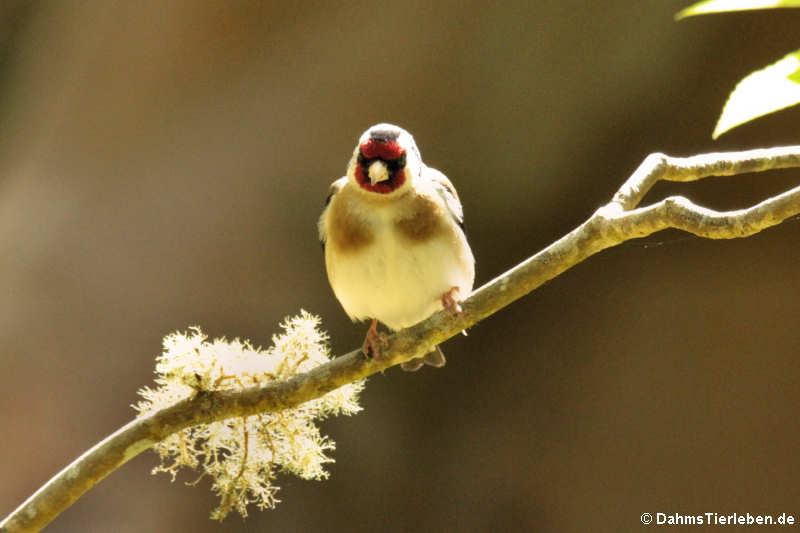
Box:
[677,0,800,19]
[713,50,800,138]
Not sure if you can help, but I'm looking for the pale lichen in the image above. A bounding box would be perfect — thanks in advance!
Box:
[132,311,364,520]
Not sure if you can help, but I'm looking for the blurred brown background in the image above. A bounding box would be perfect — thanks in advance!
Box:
[2,1,799,531]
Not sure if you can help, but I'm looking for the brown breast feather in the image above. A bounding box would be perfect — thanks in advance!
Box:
[327,189,374,253]
[328,186,448,254]
[395,193,446,242]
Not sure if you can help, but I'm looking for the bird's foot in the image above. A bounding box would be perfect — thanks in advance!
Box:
[362,318,388,360]
[441,286,463,315]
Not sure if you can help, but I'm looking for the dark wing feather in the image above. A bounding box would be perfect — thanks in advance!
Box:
[426,167,465,230]
[319,177,347,251]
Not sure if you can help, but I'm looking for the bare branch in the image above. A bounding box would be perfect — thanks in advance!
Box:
[3,145,800,532]
[613,146,800,209]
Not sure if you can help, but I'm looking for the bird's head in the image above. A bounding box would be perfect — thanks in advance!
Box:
[347,123,422,196]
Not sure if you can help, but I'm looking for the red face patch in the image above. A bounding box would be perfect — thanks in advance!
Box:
[355,139,408,194]
[359,140,405,160]
[355,163,406,194]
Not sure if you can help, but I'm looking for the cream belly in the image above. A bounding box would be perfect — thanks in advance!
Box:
[326,223,474,331]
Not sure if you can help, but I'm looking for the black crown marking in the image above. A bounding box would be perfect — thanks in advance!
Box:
[368,129,401,143]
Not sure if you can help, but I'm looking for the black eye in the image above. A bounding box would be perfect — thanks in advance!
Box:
[358,153,379,170]
[386,153,406,172]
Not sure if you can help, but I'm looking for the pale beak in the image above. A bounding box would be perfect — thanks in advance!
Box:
[367,160,389,186]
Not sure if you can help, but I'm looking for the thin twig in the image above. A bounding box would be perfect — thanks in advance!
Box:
[2,145,800,533]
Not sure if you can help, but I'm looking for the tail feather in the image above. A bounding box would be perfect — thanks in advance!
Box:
[401,346,446,372]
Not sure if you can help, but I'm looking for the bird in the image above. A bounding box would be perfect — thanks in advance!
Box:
[318,123,475,371]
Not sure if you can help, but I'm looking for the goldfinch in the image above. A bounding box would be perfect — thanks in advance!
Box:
[319,124,475,371]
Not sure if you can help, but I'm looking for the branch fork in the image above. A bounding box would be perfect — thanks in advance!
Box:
[3,146,800,532]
